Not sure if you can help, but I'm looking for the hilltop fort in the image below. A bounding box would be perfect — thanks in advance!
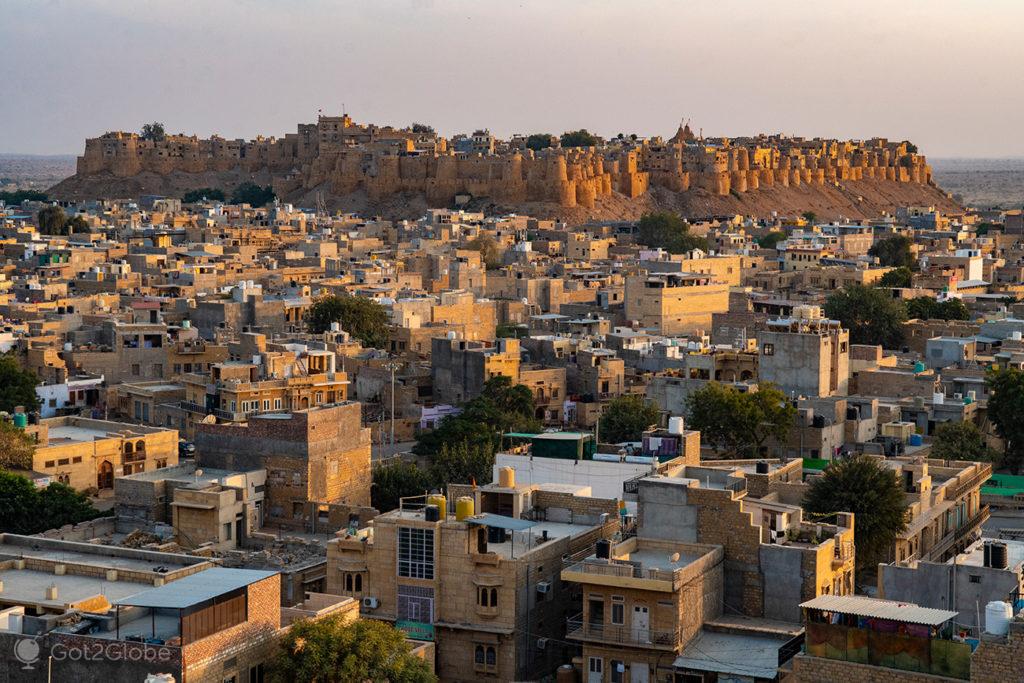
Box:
[51,114,959,220]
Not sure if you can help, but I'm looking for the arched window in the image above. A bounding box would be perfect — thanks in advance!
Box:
[136,440,145,452]
[344,574,353,592]
[354,574,362,592]
[489,588,498,607]
[474,645,484,665]
[123,442,133,455]
[485,647,496,666]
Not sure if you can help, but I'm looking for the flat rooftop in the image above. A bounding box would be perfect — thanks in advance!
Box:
[0,568,149,610]
[957,538,1024,569]
[675,628,794,680]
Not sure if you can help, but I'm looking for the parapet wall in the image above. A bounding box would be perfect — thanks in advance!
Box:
[74,119,933,209]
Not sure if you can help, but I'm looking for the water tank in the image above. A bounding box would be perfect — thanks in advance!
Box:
[755,461,770,474]
[596,539,611,560]
[556,664,578,683]
[913,361,926,373]
[63,342,73,352]
[668,416,685,435]
[423,505,440,523]
[933,392,944,405]
[12,413,27,429]
[1014,331,1023,341]
[498,466,516,488]
[985,601,1012,635]
[456,496,474,521]
[427,494,447,519]
[181,320,191,329]
[812,415,826,429]
[990,541,1009,570]
[909,434,923,447]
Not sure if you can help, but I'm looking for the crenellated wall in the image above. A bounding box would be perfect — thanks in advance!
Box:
[74,117,933,208]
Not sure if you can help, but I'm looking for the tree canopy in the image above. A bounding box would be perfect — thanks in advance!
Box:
[930,420,993,462]
[0,421,34,470]
[0,472,103,535]
[140,122,166,142]
[636,212,708,254]
[599,395,660,444]
[801,211,817,223]
[803,455,909,574]
[757,231,787,250]
[37,205,68,235]
[878,266,914,289]
[231,182,276,207]
[987,366,1024,473]
[0,355,40,413]
[306,295,390,348]
[869,235,917,270]
[525,134,553,151]
[685,382,795,457]
[0,190,47,204]
[410,122,435,135]
[183,187,226,203]
[270,614,436,683]
[467,234,502,270]
[905,297,970,321]
[824,285,907,349]
[560,129,598,148]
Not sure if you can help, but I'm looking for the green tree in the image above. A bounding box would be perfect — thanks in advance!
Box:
[757,231,786,249]
[495,323,525,339]
[64,215,89,233]
[525,134,553,151]
[183,188,226,203]
[37,205,67,235]
[410,122,435,135]
[599,395,660,444]
[879,266,914,289]
[686,382,796,457]
[560,129,598,148]
[140,122,166,142]
[803,456,909,574]
[905,297,970,321]
[306,296,390,348]
[801,211,817,223]
[930,420,993,462]
[986,366,1024,473]
[0,355,40,413]
[37,483,103,529]
[0,421,34,470]
[824,285,907,348]
[372,461,431,512]
[0,471,39,534]
[270,614,436,683]
[429,440,495,490]
[467,234,502,270]
[0,190,47,204]
[869,235,917,269]
[0,472,103,535]
[636,212,708,254]
[231,181,276,207]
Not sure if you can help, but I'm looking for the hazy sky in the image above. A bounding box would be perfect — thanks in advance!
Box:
[3,0,1021,157]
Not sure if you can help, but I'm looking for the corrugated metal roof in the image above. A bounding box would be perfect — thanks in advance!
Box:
[466,513,536,531]
[800,595,957,626]
[116,568,277,609]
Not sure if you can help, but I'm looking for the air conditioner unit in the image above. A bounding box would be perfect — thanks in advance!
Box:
[536,581,551,594]
[362,596,379,610]
[536,638,548,650]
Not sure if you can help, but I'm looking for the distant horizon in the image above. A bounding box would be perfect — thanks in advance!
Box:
[3,1,1023,157]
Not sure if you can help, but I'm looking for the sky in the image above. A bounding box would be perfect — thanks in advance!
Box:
[2,0,1021,157]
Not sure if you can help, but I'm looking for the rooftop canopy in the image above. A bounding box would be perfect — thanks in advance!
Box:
[800,595,957,627]
[115,568,277,610]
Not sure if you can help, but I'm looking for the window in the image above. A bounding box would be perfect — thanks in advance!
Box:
[478,587,498,608]
[397,584,434,623]
[398,527,435,579]
[611,660,625,683]
[611,599,625,625]
[248,664,265,683]
[588,657,603,676]
[474,645,497,672]
[223,522,232,541]
[762,343,774,356]
[274,398,282,410]
[969,574,982,584]
[131,364,141,376]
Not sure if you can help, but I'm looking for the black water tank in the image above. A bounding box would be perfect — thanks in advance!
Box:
[812,415,826,429]
[424,505,440,522]
[984,542,992,568]
[596,539,611,559]
[991,542,1009,570]
[487,525,507,544]
[755,461,770,474]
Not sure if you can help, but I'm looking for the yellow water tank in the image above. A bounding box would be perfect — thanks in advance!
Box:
[498,466,516,488]
[456,496,475,521]
[427,494,447,519]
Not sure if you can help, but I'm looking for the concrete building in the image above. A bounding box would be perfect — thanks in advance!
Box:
[757,306,849,398]
[624,272,729,335]
[430,336,520,405]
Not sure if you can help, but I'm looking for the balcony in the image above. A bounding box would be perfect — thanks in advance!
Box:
[923,506,990,561]
[946,463,992,501]
[566,614,679,651]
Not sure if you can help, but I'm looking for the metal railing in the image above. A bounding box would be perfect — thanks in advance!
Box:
[564,559,679,584]
[566,613,679,650]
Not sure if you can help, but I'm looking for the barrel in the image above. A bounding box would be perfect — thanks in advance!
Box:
[12,413,28,429]
[456,496,475,521]
[498,466,515,488]
[985,601,1012,635]
[426,494,447,519]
